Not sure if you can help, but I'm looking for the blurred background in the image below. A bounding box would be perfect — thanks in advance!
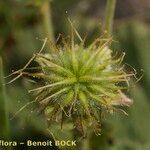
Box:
[0,0,150,150]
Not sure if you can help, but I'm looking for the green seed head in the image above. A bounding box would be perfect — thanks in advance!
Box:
[25,36,133,135]
[8,35,133,135]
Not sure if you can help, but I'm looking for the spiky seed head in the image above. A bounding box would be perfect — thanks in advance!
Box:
[15,35,133,135]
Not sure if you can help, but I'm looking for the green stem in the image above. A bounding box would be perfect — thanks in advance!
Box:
[104,0,117,35]
[76,131,92,150]
[82,137,91,150]
[41,0,54,42]
[0,57,11,149]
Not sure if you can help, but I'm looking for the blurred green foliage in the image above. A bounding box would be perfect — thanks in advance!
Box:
[0,0,150,150]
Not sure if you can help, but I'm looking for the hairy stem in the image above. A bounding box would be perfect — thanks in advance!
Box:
[41,0,54,42]
[0,57,11,149]
[104,0,117,35]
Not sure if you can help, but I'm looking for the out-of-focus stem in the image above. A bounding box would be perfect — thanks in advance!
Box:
[104,0,117,35]
[76,131,92,150]
[0,57,11,150]
[82,137,91,150]
[41,0,54,42]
